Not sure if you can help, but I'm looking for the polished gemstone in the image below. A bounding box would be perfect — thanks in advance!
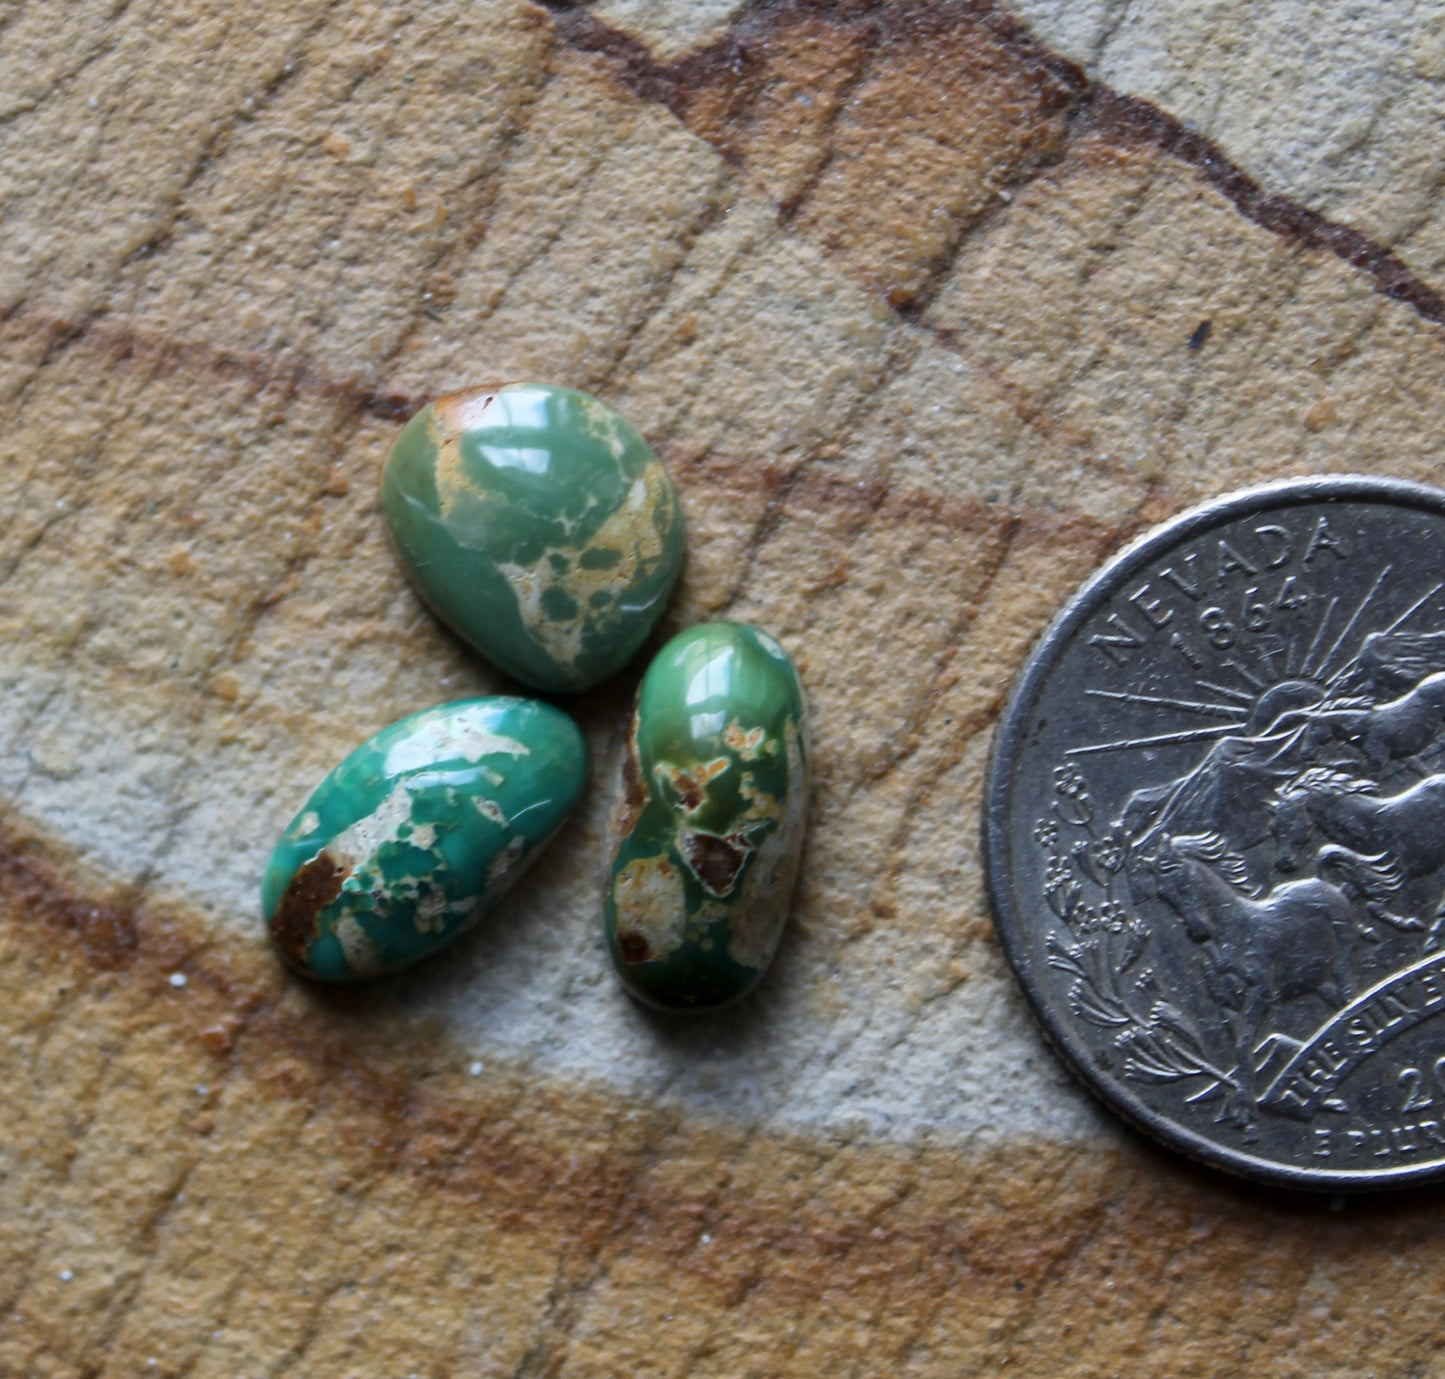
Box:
[381,382,684,693]
[604,622,809,1011]
[263,698,586,981]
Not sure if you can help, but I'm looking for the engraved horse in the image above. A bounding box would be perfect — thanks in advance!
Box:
[1312,672,1445,774]
[1141,831,1361,1088]
[1274,768,1445,948]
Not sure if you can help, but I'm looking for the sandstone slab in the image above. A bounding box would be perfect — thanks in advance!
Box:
[4,1,1445,1374]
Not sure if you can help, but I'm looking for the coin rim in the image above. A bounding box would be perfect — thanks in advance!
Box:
[985,474,1445,1192]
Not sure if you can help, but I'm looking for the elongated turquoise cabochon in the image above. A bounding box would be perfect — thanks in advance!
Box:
[263,698,586,981]
[381,383,684,693]
[604,622,809,1011]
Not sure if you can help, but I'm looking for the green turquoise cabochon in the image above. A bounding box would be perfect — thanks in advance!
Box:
[381,383,684,693]
[263,698,586,981]
[603,622,809,1011]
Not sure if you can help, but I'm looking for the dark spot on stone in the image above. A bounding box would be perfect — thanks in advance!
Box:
[1187,319,1212,350]
[270,852,346,969]
[578,546,622,570]
[549,552,570,573]
[618,932,652,964]
[540,585,580,621]
[680,830,749,897]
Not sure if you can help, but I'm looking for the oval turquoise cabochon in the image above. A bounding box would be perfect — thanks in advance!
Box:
[263,698,587,981]
[603,622,810,1012]
[381,383,684,693]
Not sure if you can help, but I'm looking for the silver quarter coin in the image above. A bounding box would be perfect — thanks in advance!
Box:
[986,476,1445,1190]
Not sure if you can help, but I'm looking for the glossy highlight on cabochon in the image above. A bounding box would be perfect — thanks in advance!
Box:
[381,382,684,693]
[604,622,809,1011]
[263,698,586,981]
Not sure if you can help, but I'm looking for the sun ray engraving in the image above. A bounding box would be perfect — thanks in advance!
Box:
[1326,579,1445,688]
[1298,594,1339,678]
[1065,725,1243,757]
[1085,690,1249,720]
[1196,679,1255,705]
[1221,658,1265,690]
[1253,639,1290,682]
[1313,564,1392,681]
[1377,579,1443,637]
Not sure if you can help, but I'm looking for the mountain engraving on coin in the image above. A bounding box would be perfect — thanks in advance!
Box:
[986,477,1445,1189]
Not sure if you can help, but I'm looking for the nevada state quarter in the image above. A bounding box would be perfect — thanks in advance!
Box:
[986,476,1445,1190]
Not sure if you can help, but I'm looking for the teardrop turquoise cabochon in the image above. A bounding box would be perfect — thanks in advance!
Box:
[263,698,586,981]
[381,383,684,693]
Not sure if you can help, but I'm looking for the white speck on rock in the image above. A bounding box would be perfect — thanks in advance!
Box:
[168,972,187,988]
[468,1061,484,1076]
[59,1269,73,1282]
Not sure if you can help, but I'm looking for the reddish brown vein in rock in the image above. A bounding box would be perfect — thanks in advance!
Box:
[665,447,1140,544]
[1085,90,1445,325]
[0,308,420,423]
[0,306,1155,544]
[543,0,1445,328]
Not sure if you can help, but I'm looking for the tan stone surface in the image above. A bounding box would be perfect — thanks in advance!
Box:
[1006,0,1445,283]
[4,1,1445,1373]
